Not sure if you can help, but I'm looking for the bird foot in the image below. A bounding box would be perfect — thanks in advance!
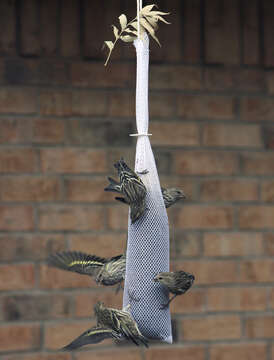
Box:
[137,169,149,175]
[160,303,169,310]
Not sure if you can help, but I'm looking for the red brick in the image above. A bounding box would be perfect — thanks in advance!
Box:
[240,260,273,283]
[207,287,267,311]
[0,176,61,201]
[174,151,238,175]
[205,68,264,92]
[0,324,40,352]
[71,62,135,88]
[200,179,258,202]
[183,0,201,63]
[175,232,202,258]
[0,118,32,144]
[181,315,241,340]
[264,233,274,255]
[107,92,135,117]
[65,177,111,202]
[76,349,143,360]
[44,321,93,350]
[210,343,266,360]
[239,206,274,229]
[60,0,80,57]
[262,125,274,149]
[3,354,70,360]
[173,260,238,285]
[177,95,235,119]
[263,1,274,67]
[41,148,107,174]
[262,181,274,202]
[0,88,36,114]
[74,291,123,317]
[0,205,34,230]
[40,0,58,56]
[0,234,65,261]
[20,0,40,56]
[40,91,72,116]
[202,124,262,148]
[172,289,206,314]
[270,288,274,309]
[243,0,260,65]
[0,264,35,291]
[241,97,274,121]
[106,205,130,231]
[38,205,105,231]
[242,153,274,175]
[203,233,263,257]
[39,264,91,290]
[32,118,65,143]
[267,71,274,94]
[68,233,125,258]
[150,122,199,146]
[150,66,201,90]
[150,93,176,118]
[72,91,107,116]
[246,316,274,338]
[0,1,16,55]
[145,346,206,360]
[0,148,37,173]
[174,206,233,229]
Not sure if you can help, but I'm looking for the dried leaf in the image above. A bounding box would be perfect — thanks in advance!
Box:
[130,21,138,30]
[124,29,138,36]
[119,14,127,30]
[104,41,114,51]
[140,18,155,37]
[120,34,136,42]
[140,4,157,15]
[112,25,119,39]
[150,11,170,16]
[145,16,159,30]
[155,15,171,24]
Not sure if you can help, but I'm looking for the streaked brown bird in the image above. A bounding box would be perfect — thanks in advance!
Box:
[154,270,195,309]
[62,302,148,351]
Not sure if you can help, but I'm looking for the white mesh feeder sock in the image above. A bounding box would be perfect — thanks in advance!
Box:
[122,32,172,343]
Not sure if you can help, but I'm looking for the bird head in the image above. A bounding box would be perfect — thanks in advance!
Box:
[169,188,186,200]
[153,272,170,285]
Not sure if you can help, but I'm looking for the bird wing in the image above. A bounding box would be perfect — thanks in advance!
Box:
[104,177,122,193]
[62,327,120,351]
[47,251,107,276]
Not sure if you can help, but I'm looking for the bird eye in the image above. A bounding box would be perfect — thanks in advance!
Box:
[158,277,162,280]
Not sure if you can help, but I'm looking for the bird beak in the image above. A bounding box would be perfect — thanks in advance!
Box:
[153,276,158,282]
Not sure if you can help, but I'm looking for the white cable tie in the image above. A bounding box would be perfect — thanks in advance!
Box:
[130,133,152,137]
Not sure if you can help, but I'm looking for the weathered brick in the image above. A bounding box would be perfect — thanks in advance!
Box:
[0,264,35,291]
[44,321,95,350]
[202,124,262,148]
[177,95,235,120]
[203,233,264,257]
[150,93,177,118]
[175,232,202,258]
[65,177,111,202]
[68,233,125,258]
[0,234,65,261]
[106,205,130,231]
[32,118,65,143]
[264,233,274,255]
[239,260,273,283]
[145,346,206,360]
[40,91,72,116]
[174,260,238,285]
[207,287,267,311]
[41,148,107,174]
[239,206,274,229]
[1,294,71,321]
[181,315,241,340]
[0,118,32,144]
[200,179,258,202]
[67,119,134,146]
[174,206,233,229]
[0,205,34,230]
[205,68,264,91]
[72,91,107,116]
[210,343,266,360]
[262,181,274,202]
[74,291,123,317]
[76,349,143,360]
[0,88,36,113]
[172,289,206,314]
[0,176,61,201]
[108,92,135,117]
[0,148,37,173]
[241,97,274,121]
[150,122,199,146]
[0,324,40,352]
[242,153,274,175]
[262,125,274,149]
[39,264,91,289]
[38,205,105,231]
[150,65,202,90]
[245,316,274,338]
[174,151,238,175]
[4,59,39,85]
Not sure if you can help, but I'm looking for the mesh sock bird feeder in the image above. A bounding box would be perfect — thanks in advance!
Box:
[105,1,172,343]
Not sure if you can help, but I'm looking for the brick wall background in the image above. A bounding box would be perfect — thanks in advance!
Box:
[0,0,274,359]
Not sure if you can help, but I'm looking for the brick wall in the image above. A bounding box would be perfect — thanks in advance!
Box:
[0,0,274,359]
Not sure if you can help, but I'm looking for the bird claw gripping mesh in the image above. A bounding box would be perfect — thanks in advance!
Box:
[122,33,172,343]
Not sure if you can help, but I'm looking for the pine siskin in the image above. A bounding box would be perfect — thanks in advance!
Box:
[154,270,195,309]
[62,302,148,351]
[105,158,148,224]
[47,251,125,288]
